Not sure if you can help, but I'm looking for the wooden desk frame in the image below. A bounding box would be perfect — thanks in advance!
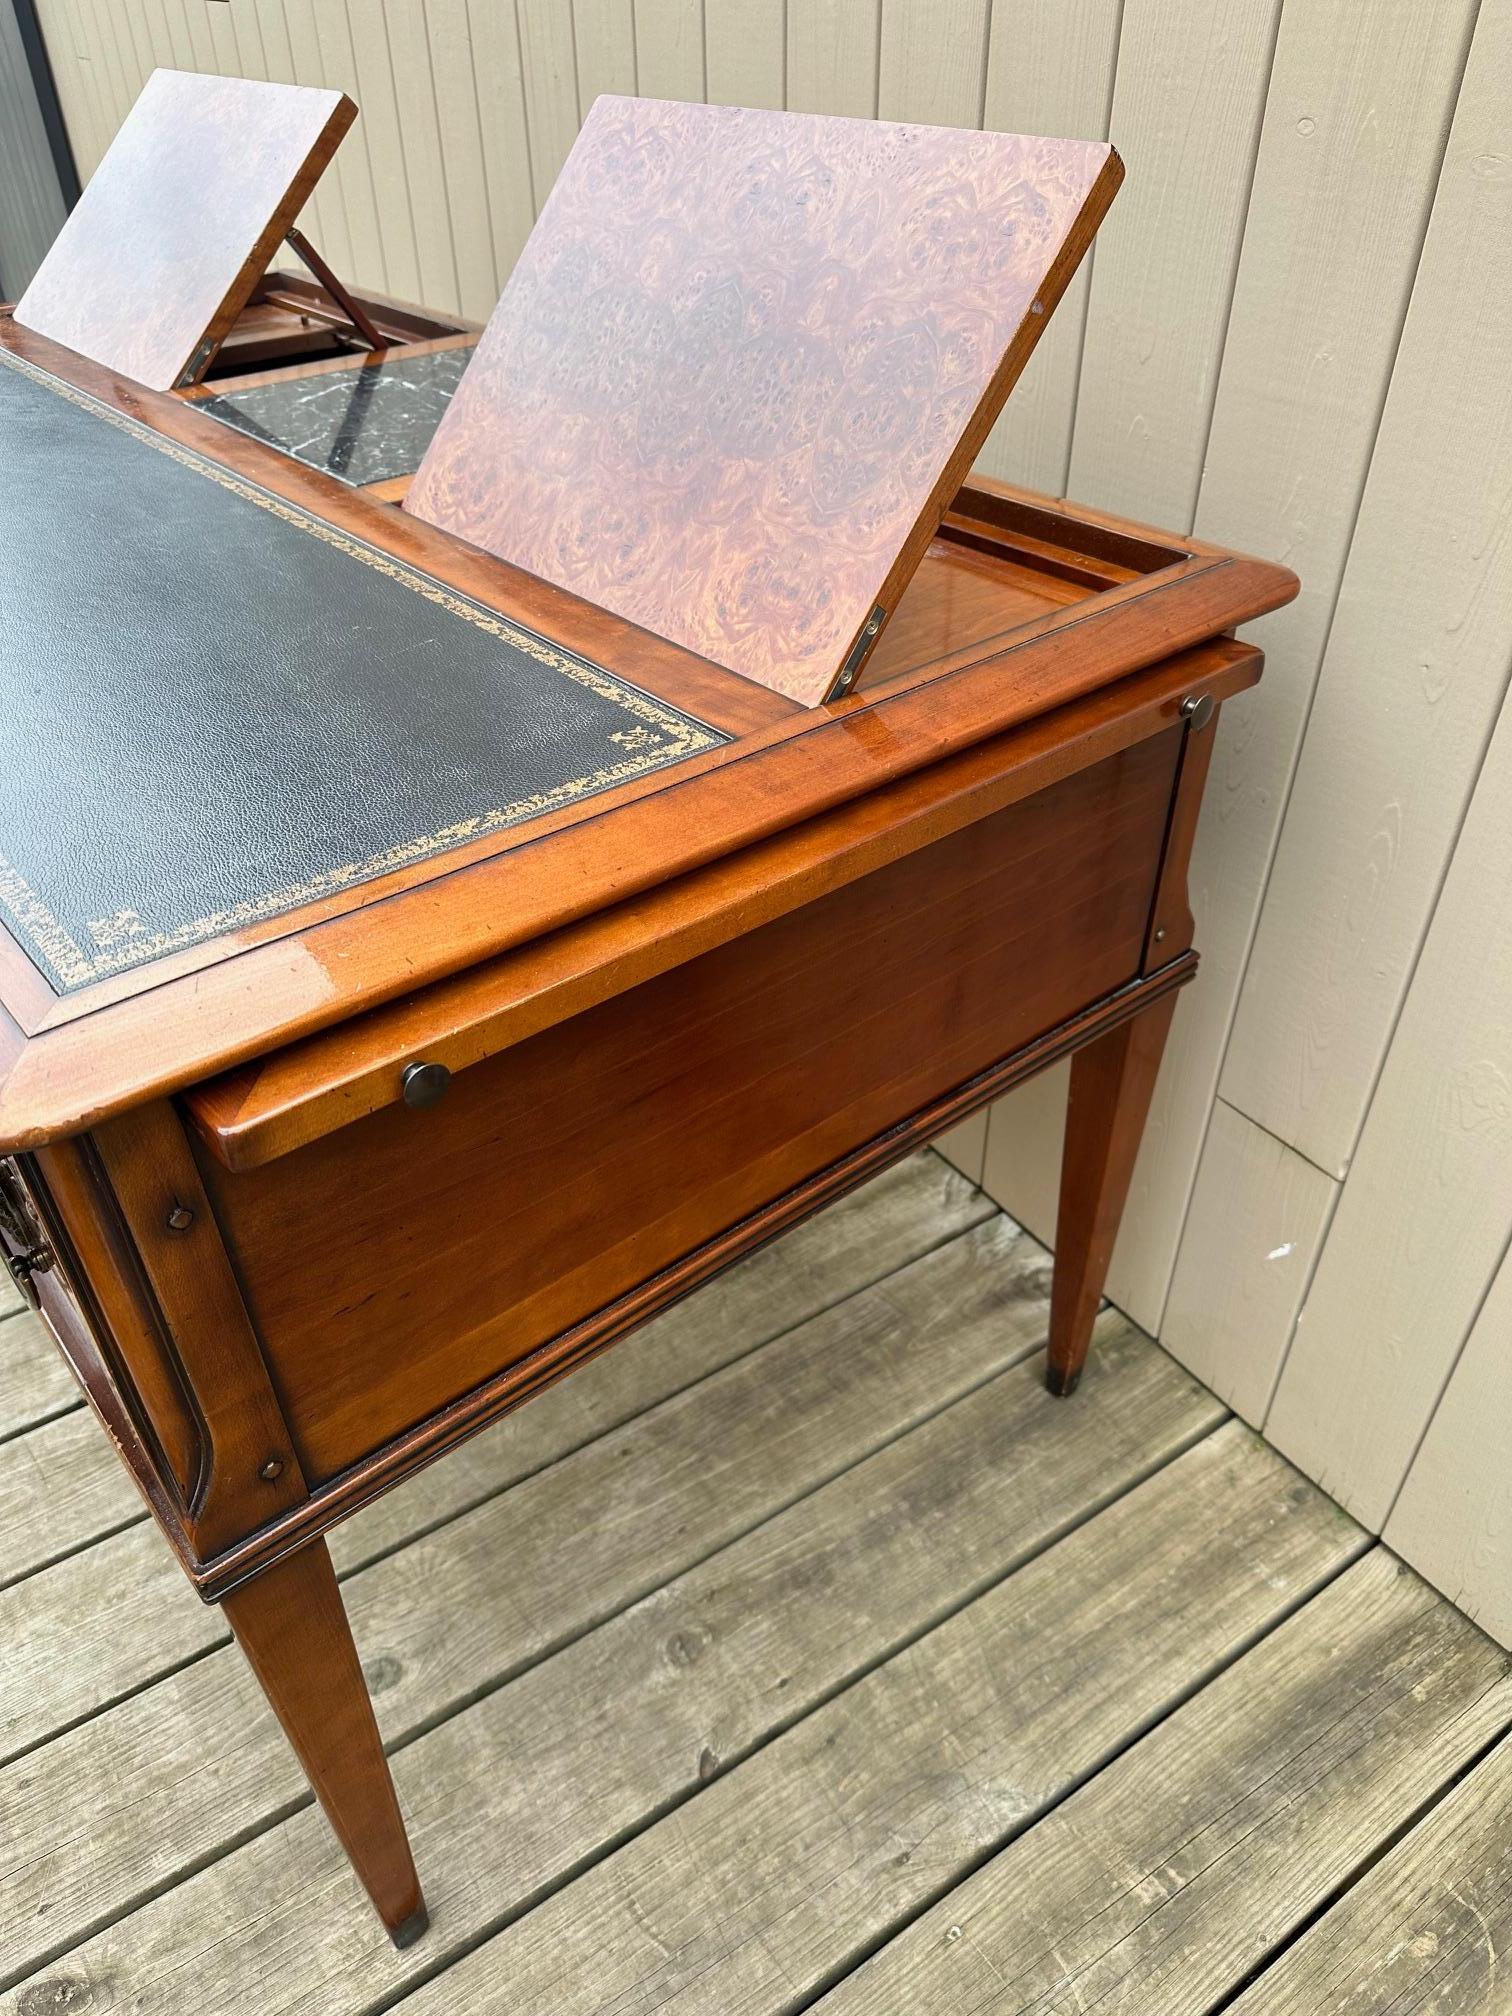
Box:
[0,307,1296,1948]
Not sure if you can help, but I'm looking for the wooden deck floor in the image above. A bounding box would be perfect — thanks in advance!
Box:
[2,1151,1510,2013]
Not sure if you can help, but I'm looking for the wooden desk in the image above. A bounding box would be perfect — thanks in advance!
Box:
[0,311,1295,1944]
[0,97,1296,1953]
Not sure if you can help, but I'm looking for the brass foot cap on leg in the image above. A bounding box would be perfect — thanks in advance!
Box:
[1044,1362,1082,1398]
[391,1904,430,1950]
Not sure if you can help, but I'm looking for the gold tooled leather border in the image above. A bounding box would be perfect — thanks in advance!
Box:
[0,350,728,994]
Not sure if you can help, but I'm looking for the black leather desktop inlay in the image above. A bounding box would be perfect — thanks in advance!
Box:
[198,344,475,486]
[0,351,727,995]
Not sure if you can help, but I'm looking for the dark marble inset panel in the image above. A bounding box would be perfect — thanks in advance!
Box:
[200,344,477,485]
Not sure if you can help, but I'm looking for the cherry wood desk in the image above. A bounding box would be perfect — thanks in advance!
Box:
[0,309,1295,1943]
[0,98,1296,1951]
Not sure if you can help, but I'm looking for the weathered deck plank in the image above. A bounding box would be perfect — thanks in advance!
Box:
[0,1305,81,1445]
[6,1162,1505,2016]
[1230,1727,1512,2015]
[819,1550,1512,2015]
[0,1160,996,1764]
[374,1425,1358,2016]
[3,1400,1327,2014]
[0,1404,142,1589]
[1,1208,1054,1987]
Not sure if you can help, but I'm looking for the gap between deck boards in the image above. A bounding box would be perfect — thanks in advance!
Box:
[3,1151,1510,2016]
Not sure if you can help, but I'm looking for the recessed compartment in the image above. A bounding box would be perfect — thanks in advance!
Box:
[867,483,1189,692]
[201,266,471,378]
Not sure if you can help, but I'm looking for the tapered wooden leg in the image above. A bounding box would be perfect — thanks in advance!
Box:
[1046,994,1178,1397]
[222,1538,428,1947]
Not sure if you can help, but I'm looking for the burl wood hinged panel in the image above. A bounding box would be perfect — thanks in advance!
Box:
[407,97,1122,703]
[197,728,1180,1484]
[14,69,355,391]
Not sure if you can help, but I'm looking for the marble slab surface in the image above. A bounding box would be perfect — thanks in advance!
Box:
[199,343,476,485]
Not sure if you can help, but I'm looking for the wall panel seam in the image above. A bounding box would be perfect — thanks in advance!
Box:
[1380,1218,1512,1532]
[1189,0,1488,1206]
[974,0,987,127]
[1212,1095,1333,1173]
[1177,0,1286,540]
[337,0,384,285]
[463,0,499,293]
[377,1,418,296]
[422,0,464,309]
[567,0,584,122]
[514,0,539,215]
[1150,1083,1221,1339]
[1257,1163,1341,1427]
[1137,0,1290,1322]
[1058,0,1126,493]
[1327,655,1512,1178]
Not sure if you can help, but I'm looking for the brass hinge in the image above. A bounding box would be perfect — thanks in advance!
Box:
[176,339,215,389]
[0,1160,54,1310]
[831,603,887,698]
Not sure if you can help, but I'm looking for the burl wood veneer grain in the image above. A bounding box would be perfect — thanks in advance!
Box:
[14,69,354,392]
[407,97,1120,703]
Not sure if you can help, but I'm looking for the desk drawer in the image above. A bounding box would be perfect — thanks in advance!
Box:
[199,727,1181,1483]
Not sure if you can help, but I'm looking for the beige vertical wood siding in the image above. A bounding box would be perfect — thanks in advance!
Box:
[29,0,1512,1646]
